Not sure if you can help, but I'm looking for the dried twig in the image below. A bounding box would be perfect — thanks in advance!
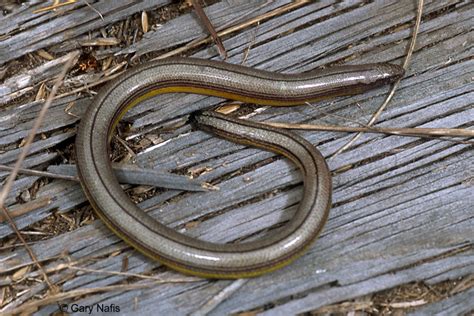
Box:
[81,0,103,20]
[114,135,137,160]
[191,0,227,59]
[330,0,424,158]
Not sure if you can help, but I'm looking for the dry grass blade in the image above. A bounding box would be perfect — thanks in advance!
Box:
[0,50,78,298]
[1,205,58,294]
[67,265,202,283]
[381,300,427,308]
[262,122,474,144]
[141,11,149,33]
[79,37,120,46]
[0,165,79,181]
[0,50,78,207]
[330,0,424,158]
[32,0,76,14]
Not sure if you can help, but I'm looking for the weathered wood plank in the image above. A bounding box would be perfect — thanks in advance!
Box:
[119,0,293,57]
[408,286,474,316]
[127,0,471,129]
[0,0,172,64]
[0,0,470,256]
[0,0,472,314]
[0,51,81,104]
[1,0,470,270]
[254,252,474,316]
[47,164,208,191]
[0,131,74,165]
[0,96,89,146]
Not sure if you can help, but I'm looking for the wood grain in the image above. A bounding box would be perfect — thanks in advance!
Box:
[0,0,472,314]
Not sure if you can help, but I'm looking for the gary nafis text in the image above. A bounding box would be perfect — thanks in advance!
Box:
[58,303,120,314]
